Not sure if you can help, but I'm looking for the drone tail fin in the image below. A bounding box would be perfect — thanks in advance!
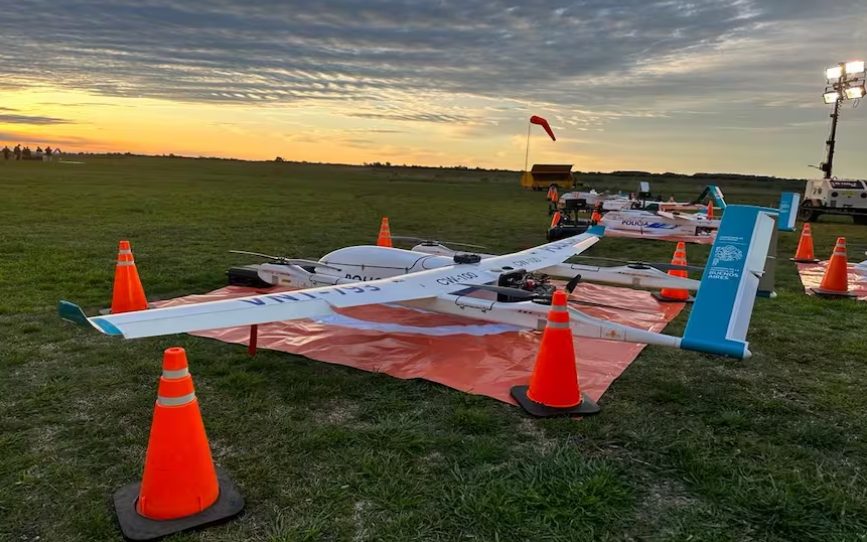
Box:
[680,205,775,359]
[776,192,800,232]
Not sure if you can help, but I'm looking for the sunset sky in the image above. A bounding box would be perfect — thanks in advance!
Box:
[0,1,865,178]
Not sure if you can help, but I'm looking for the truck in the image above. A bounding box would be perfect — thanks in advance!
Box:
[799,178,867,224]
[520,164,575,191]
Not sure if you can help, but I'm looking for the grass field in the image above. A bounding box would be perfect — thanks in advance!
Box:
[2,156,867,542]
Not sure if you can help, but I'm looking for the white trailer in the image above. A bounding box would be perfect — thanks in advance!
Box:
[799,178,867,224]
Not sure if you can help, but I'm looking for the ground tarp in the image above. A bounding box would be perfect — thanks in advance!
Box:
[155,283,685,404]
[795,261,867,300]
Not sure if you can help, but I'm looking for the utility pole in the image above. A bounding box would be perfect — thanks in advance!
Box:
[823,91,841,179]
[820,61,865,178]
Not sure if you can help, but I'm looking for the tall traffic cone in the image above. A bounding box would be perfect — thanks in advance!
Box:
[791,223,819,263]
[113,347,244,541]
[111,240,148,314]
[376,217,393,248]
[550,211,562,229]
[590,204,602,224]
[653,242,693,302]
[511,290,600,417]
[811,237,855,298]
[706,201,714,220]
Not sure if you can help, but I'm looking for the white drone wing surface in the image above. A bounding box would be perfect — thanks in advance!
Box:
[59,230,602,339]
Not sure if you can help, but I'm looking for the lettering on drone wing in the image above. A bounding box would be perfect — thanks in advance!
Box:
[345,274,382,281]
[539,240,574,253]
[436,271,479,286]
[510,256,543,267]
[240,284,381,306]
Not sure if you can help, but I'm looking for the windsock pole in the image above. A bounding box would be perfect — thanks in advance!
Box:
[524,122,531,172]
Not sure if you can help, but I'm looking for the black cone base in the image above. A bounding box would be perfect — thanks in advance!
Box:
[651,292,695,303]
[113,468,244,541]
[511,385,601,418]
[810,287,856,298]
[790,258,820,263]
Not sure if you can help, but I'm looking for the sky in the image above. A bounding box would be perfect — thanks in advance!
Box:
[0,0,865,178]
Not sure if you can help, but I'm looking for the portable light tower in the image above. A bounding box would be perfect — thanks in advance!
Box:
[820,60,865,178]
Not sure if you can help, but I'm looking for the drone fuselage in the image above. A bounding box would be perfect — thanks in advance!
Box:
[257,246,459,289]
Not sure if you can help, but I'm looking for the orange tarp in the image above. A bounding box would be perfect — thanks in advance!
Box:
[795,261,867,300]
[156,282,685,404]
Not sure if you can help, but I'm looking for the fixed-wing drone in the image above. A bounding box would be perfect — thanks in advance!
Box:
[599,208,721,238]
[597,192,799,240]
[60,205,777,359]
[238,238,703,294]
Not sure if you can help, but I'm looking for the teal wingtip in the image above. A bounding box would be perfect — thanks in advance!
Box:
[58,300,123,335]
[588,225,605,237]
[58,300,89,326]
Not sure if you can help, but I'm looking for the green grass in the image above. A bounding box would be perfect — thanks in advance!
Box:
[2,157,867,541]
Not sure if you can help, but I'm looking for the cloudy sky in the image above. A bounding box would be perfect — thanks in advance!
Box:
[0,0,865,177]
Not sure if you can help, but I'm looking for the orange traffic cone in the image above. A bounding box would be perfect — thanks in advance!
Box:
[791,223,819,263]
[113,347,244,540]
[111,240,148,314]
[654,242,693,302]
[706,201,714,220]
[511,290,600,417]
[550,211,562,229]
[811,237,855,298]
[376,217,393,248]
[590,204,602,224]
[546,185,558,202]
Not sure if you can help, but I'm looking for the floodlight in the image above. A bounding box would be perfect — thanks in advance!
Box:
[844,85,866,99]
[826,65,843,79]
[844,60,865,75]
[824,91,840,104]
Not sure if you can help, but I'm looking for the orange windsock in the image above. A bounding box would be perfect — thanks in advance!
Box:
[113,347,244,540]
[791,223,819,263]
[812,237,855,297]
[376,217,393,248]
[510,290,600,417]
[550,211,562,229]
[655,242,692,302]
[111,240,148,314]
[706,201,714,220]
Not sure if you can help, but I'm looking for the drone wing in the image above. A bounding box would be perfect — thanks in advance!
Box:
[60,228,603,339]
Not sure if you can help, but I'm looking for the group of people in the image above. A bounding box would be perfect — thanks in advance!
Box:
[2,144,63,161]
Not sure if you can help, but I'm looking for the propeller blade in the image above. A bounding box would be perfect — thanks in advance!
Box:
[649,262,705,273]
[457,283,537,299]
[230,251,342,272]
[438,240,489,250]
[391,236,488,250]
[575,255,704,272]
[230,249,283,261]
